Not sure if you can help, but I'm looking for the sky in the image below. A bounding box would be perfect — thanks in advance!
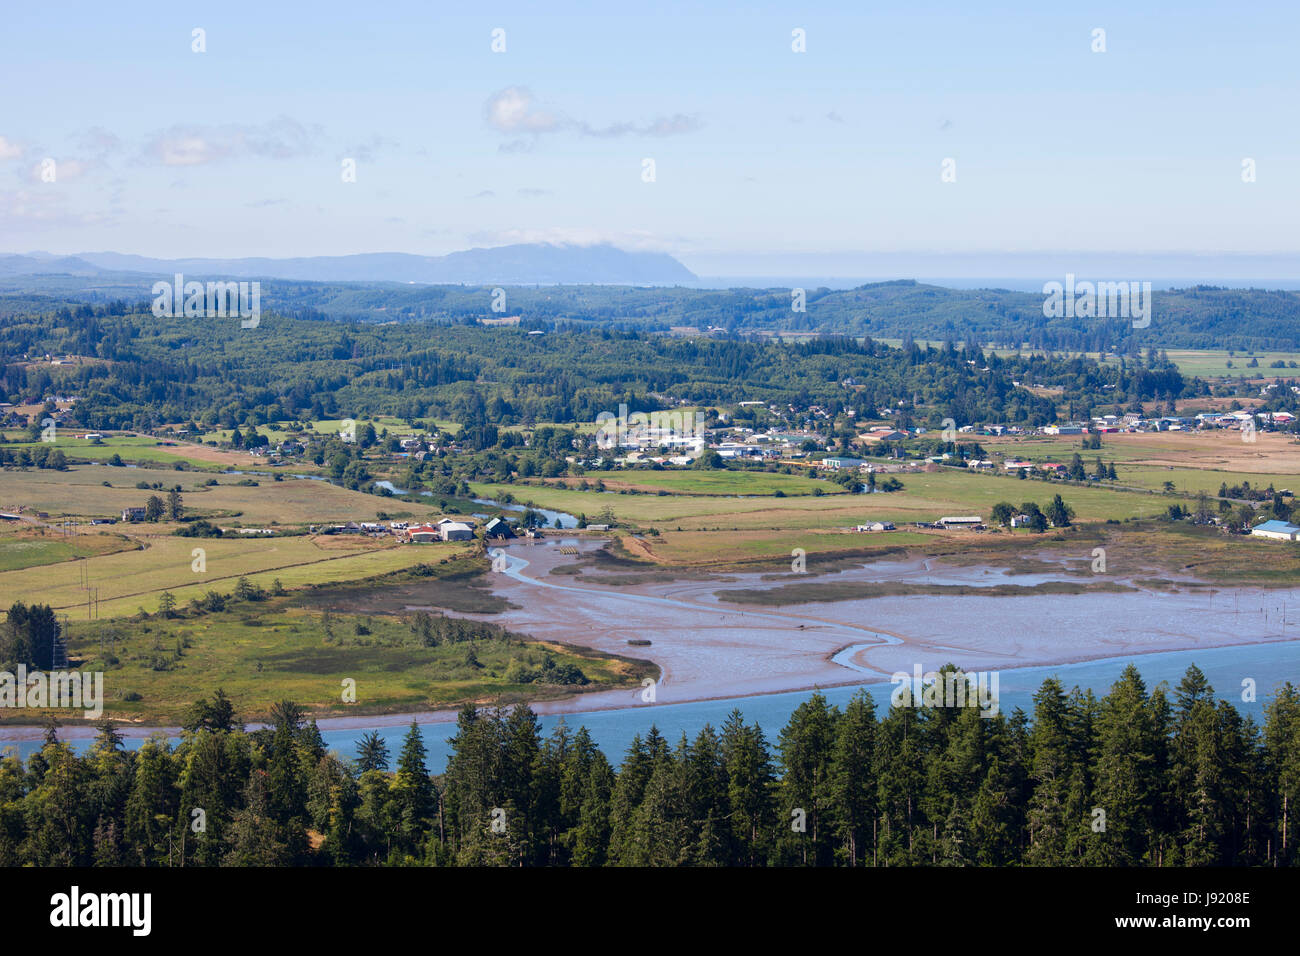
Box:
[2,0,1298,276]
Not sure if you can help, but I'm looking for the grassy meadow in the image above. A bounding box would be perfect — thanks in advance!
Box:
[33,601,652,725]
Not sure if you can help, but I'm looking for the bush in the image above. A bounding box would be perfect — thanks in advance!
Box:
[174,519,224,538]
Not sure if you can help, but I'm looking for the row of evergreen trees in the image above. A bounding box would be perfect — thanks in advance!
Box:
[2,666,1297,867]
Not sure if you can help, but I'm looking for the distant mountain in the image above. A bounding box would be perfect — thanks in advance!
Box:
[0,254,105,277]
[63,243,696,286]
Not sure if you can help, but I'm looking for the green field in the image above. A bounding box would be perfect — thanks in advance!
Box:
[1114,465,1296,497]
[474,468,1171,530]
[0,434,233,469]
[976,347,1300,379]
[1163,349,1300,378]
[0,531,134,572]
[41,602,650,724]
[564,468,842,496]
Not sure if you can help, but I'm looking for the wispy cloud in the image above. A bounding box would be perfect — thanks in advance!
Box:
[78,127,123,158]
[341,134,398,163]
[143,115,325,166]
[0,136,25,161]
[483,87,702,150]
[0,188,117,226]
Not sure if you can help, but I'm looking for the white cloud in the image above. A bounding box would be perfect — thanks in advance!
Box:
[0,136,23,161]
[149,134,229,166]
[484,87,563,135]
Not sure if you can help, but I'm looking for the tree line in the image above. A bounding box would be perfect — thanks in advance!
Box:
[2,665,1297,867]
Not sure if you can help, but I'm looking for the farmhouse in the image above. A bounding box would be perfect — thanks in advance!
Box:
[1251,520,1300,541]
[120,507,146,522]
[856,521,895,532]
[406,524,440,543]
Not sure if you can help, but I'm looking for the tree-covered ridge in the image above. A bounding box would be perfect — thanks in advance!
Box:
[3,666,1296,867]
[5,277,1299,350]
[2,303,1194,434]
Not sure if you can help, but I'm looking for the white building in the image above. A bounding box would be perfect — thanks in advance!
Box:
[1251,520,1300,541]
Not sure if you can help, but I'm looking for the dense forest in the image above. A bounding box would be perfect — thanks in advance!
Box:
[4,275,1300,351]
[3,665,1297,867]
[0,300,1203,435]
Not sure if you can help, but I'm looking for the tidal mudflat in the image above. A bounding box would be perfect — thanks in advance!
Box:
[408,538,1300,714]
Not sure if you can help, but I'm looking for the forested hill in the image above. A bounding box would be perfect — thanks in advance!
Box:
[0,302,1199,433]
[3,275,1299,352]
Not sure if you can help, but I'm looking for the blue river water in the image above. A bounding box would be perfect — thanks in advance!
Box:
[3,640,1295,767]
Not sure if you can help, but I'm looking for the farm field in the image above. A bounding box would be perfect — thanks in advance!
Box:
[473,468,1171,530]
[0,465,445,524]
[0,525,474,619]
[975,347,1300,378]
[982,429,1300,478]
[0,432,257,469]
[1162,349,1300,378]
[0,526,136,571]
[557,468,842,496]
[619,528,931,566]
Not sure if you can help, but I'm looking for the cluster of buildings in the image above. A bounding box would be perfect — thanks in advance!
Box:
[403,515,539,543]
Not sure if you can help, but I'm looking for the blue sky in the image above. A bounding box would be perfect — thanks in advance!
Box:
[2,0,1297,272]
